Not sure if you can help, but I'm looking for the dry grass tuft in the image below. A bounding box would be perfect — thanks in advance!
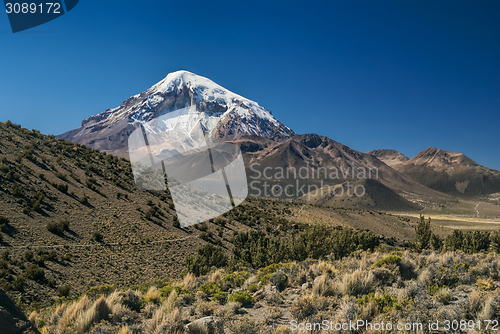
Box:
[28,310,38,324]
[117,325,132,334]
[312,274,335,297]
[57,295,91,331]
[337,268,374,296]
[209,269,223,284]
[143,286,161,304]
[183,273,197,290]
[163,289,178,315]
[74,296,111,333]
[434,287,453,304]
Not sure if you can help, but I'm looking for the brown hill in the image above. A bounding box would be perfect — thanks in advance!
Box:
[367,149,409,168]
[394,147,500,196]
[301,178,423,212]
[240,134,452,209]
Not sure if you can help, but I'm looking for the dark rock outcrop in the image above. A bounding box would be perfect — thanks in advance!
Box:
[0,289,40,334]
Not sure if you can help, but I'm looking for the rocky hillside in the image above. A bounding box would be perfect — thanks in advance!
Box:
[1,120,442,312]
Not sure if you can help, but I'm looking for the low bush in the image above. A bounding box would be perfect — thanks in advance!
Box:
[374,255,401,267]
[198,281,222,296]
[227,290,253,306]
[46,220,70,234]
[57,284,72,297]
[24,264,45,281]
[290,295,316,320]
[357,292,401,314]
[92,231,103,242]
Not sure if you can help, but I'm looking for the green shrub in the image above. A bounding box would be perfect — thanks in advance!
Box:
[0,215,9,233]
[79,195,89,204]
[222,271,251,288]
[24,264,45,281]
[13,276,25,291]
[55,171,67,180]
[247,283,258,293]
[427,284,448,295]
[212,291,228,304]
[374,255,401,267]
[256,263,284,285]
[46,220,70,235]
[198,281,222,295]
[0,215,8,226]
[230,225,379,269]
[159,285,191,297]
[357,292,401,314]
[476,278,494,291]
[227,290,253,306]
[52,183,68,193]
[92,231,103,242]
[415,215,432,250]
[57,284,72,297]
[185,244,228,276]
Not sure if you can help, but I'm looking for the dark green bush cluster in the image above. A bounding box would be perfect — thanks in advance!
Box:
[185,244,228,276]
[57,283,72,297]
[443,230,495,253]
[0,215,10,235]
[30,190,45,211]
[52,182,68,193]
[36,248,58,262]
[230,225,379,269]
[415,216,500,254]
[54,171,67,180]
[222,271,250,288]
[198,281,222,295]
[144,206,162,220]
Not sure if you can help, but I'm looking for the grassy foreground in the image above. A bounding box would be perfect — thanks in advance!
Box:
[30,250,499,333]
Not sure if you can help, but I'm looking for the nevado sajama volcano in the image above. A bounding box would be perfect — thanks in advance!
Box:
[58,70,295,154]
[59,70,487,210]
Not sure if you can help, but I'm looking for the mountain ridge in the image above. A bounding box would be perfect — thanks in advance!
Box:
[371,147,500,196]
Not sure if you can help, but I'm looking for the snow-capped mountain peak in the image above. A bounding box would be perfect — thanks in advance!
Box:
[58,70,294,154]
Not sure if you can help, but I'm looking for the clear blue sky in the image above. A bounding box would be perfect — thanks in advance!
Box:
[1,0,499,170]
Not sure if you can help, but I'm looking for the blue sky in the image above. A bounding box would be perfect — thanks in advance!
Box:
[1,0,499,170]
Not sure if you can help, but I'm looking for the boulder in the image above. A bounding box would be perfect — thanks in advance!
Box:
[252,285,278,301]
[269,272,288,292]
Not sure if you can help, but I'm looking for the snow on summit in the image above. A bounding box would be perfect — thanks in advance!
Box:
[57,70,294,153]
